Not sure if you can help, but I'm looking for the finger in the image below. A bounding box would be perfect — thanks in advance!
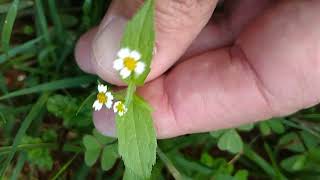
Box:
[90,0,219,85]
[184,0,272,59]
[75,27,98,74]
[150,0,320,138]
[94,0,320,138]
[75,0,272,75]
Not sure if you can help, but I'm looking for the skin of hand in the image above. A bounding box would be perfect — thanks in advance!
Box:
[75,0,320,139]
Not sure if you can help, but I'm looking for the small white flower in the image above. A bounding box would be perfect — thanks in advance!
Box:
[113,48,146,79]
[93,84,114,111]
[113,101,127,117]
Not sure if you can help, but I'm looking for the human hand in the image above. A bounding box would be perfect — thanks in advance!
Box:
[75,0,320,138]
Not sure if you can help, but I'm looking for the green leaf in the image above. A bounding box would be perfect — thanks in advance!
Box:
[200,153,215,167]
[93,129,115,145]
[218,129,243,154]
[299,131,320,150]
[259,121,271,136]
[83,135,101,166]
[120,0,155,85]
[237,123,254,132]
[267,118,285,134]
[101,145,118,171]
[280,154,307,172]
[210,129,226,138]
[116,95,157,178]
[234,170,249,180]
[278,132,305,152]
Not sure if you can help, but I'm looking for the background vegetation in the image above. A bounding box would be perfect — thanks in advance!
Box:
[0,0,320,179]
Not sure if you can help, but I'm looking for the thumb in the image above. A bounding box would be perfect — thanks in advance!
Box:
[80,0,219,85]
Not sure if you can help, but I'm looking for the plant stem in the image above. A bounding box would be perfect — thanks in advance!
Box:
[125,81,136,106]
[157,147,183,180]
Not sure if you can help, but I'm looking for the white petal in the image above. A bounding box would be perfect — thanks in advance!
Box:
[106,92,114,100]
[105,100,113,109]
[130,50,141,61]
[118,111,124,117]
[120,68,131,79]
[134,61,145,75]
[117,48,130,59]
[98,84,107,93]
[93,100,103,111]
[113,59,124,71]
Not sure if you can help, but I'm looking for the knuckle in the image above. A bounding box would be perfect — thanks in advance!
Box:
[156,0,215,32]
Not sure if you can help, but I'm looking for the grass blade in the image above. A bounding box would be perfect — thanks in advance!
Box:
[35,0,57,62]
[0,75,96,100]
[157,148,183,180]
[0,37,42,64]
[50,153,78,180]
[1,0,20,52]
[10,152,27,180]
[0,143,57,156]
[0,93,49,176]
[48,0,63,42]
[76,91,95,116]
[0,1,33,14]
[243,144,275,177]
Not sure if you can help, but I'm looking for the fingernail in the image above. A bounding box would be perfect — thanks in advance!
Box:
[93,108,116,137]
[92,16,128,85]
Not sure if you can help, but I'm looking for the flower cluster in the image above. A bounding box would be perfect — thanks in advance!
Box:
[93,49,145,116]
[92,84,127,117]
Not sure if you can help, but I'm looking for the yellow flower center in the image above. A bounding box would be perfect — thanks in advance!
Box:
[116,103,125,113]
[97,93,107,104]
[124,57,137,71]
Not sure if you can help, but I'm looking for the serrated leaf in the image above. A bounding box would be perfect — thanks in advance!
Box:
[116,95,157,178]
[218,129,243,154]
[120,0,155,85]
[101,145,118,171]
[83,135,101,166]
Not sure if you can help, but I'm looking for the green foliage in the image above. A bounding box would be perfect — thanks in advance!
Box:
[83,129,118,170]
[115,0,157,178]
[259,118,285,136]
[21,135,54,170]
[210,123,254,154]
[218,129,243,154]
[116,95,157,178]
[47,94,92,128]
[120,0,155,85]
